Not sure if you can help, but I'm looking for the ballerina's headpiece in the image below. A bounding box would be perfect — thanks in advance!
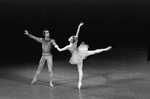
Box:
[68,36,78,43]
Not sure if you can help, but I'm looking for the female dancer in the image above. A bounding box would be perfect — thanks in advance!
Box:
[55,22,112,89]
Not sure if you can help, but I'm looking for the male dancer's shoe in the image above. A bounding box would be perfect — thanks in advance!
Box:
[31,77,37,85]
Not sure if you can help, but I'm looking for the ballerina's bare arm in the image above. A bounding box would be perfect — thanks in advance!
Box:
[56,44,72,52]
[75,22,84,38]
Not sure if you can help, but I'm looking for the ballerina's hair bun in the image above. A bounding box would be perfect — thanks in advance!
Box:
[69,36,78,43]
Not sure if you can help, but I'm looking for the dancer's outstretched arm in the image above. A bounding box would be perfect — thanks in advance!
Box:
[24,30,42,43]
[55,44,72,52]
[87,46,112,56]
[75,22,84,38]
[51,39,59,48]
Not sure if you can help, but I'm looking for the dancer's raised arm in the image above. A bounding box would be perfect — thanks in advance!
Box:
[75,22,84,38]
[24,30,42,43]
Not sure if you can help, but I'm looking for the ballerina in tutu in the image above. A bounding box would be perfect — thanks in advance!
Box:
[55,22,112,89]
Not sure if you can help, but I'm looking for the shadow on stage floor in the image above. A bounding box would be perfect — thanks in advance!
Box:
[0,49,150,99]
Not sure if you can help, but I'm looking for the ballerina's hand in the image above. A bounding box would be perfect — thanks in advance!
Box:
[54,45,58,48]
[24,30,29,35]
[55,45,60,51]
[79,22,84,26]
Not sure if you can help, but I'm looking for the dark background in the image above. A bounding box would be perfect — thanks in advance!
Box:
[0,0,150,65]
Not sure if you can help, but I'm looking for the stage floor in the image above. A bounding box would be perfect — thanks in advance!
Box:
[0,50,150,99]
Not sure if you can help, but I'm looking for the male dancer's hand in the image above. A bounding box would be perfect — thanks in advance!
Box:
[54,45,61,51]
[54,45,59,49]
[24,30,29,35]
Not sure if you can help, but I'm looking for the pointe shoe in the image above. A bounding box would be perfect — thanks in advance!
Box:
[31,78,37,85]
[50,82,53,87]
[78,82,82,90]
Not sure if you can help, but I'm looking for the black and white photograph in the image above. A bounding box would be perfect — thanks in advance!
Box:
[0,0,150,99]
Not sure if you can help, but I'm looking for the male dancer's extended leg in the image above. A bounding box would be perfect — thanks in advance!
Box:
[47,55,53,87]
[31,56,45,85]
[77,62,83,90]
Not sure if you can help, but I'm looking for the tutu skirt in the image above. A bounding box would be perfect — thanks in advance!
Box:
[69,53,82,64]
[69,49,88,65]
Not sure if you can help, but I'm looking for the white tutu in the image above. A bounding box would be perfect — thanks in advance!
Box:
[69,42,89,64]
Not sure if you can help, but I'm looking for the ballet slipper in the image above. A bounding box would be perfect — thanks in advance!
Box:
[78,82,82,90]
[31,77,37,85]
[50,82,53,87]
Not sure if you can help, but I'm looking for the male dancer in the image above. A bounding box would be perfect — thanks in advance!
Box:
[24,30,58,87]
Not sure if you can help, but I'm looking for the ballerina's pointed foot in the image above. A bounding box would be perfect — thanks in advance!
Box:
[50,82,53,87]
[31,77,37,85]
[78,82,82,90]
